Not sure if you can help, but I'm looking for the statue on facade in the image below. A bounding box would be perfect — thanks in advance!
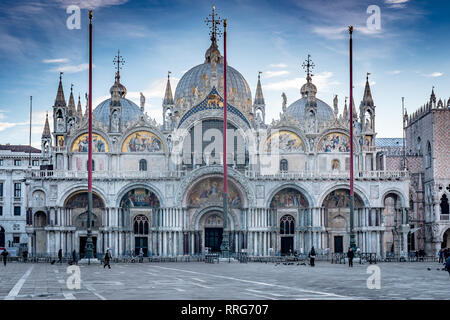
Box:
[111,110,120,132]
[281,92,287,113]
[140,92,145,111]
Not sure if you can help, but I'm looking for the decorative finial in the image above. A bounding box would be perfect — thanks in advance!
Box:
[89,10,93,22]
[258,71,262,80]
[302,54,315,80]
[59,72,63,81]
[168,71,171,79]
[349,25,353,34]
[113,49,125,78]
[70,84,73,92]
[205,5,223,43]
[366,72,371,81]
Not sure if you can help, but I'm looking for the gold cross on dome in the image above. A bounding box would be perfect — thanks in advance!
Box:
[302,54,315,78]
[205,5,223,42]
[113,49,125,74]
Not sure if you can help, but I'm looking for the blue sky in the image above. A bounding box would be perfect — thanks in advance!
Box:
[0,0,449,147]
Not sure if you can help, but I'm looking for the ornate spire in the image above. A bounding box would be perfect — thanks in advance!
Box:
[113,49,125,80]
[254,71,265,105]
[352,95,358,120]
[343,97,349,121]
[68,84,76,115]
[430,86,436,104]
[55,72,66,107]
[302,54,315,83]
[77,94,82,116]
[42,112,51,138]
[362,72,374,107]
[163,71,174,105]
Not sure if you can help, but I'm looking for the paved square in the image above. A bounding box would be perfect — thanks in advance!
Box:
[0,261,448,300]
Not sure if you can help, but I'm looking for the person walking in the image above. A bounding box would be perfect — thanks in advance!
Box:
[58,249,63,264]
[446,256,450,277]
[104,249,111,269]
[438,249,443,263]
[139,248,144,263]
[23,250,28,263]
[347,247,355,267]
[1,249,8,266]
[309,246,316,267]
[72,250,77,265]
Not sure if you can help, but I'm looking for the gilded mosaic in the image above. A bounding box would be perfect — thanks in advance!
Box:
[122,131,163,153]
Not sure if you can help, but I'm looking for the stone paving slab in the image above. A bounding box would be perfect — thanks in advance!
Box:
[0,261,448,300]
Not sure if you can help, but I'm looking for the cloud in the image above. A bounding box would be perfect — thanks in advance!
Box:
[422,72,443,78]
[388,70,402,75]
[54,0,129,9]
[263,72,339,93]
[0,121,28,132]
[43,58,70,64]
[264,70,290,79]
[269,63,287,68]
[385,0,409,8]
[49,63,90,73]
[312,26,347,40]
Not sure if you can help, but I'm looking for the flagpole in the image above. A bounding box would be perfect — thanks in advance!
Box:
[28,96,32,167]
[220,18,230,259]
[349,26,356,251]
[85,10,94,263]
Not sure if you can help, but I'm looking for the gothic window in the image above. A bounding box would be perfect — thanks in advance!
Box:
[440,194,449,215]
[280,159,288,172]
[426,141,432,168]
[133,215,149,235]
[139,159,147,171]
[280,215,295,235]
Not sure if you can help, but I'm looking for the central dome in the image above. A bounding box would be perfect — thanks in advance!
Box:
[174,41,252,117]
[93,98,143,125]
[285,97,335,125]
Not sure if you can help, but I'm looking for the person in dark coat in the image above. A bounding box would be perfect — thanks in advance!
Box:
[23,250,28,263]
[104,250,111,269]
[309,247,316,267]
[72,250,77,265]
[446,256,450,277]
[58,249,63,263]
[347,247,355,267]
[1,249,8,266]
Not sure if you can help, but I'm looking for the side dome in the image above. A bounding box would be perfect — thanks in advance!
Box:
[173,42,252,117]
[285,97,335,125]
[93,98,143,125]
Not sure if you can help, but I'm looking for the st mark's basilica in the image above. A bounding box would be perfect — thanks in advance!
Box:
[22,11,422,259]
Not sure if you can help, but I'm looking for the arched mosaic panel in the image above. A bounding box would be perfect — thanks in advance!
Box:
[65,192,105,208]
[122,131,163,153]
[322,189,364,208]
[318,132,350,152]
[120,188,160,208]
[265,130,305,153]
[71,133,109,152]
[270,188,309,208]
[188,177,241,208]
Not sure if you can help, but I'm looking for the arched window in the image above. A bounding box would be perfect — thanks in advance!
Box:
[441,194,449,215]
[426,141,432,168]
[416,137,421,154]
[86,159,95,171]
[280,215,295,235]
[133,215,149,235]
[139,159,147,171]
[280,159,288,172]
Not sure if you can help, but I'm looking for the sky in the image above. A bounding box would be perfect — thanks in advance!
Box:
[0,0,449,148]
